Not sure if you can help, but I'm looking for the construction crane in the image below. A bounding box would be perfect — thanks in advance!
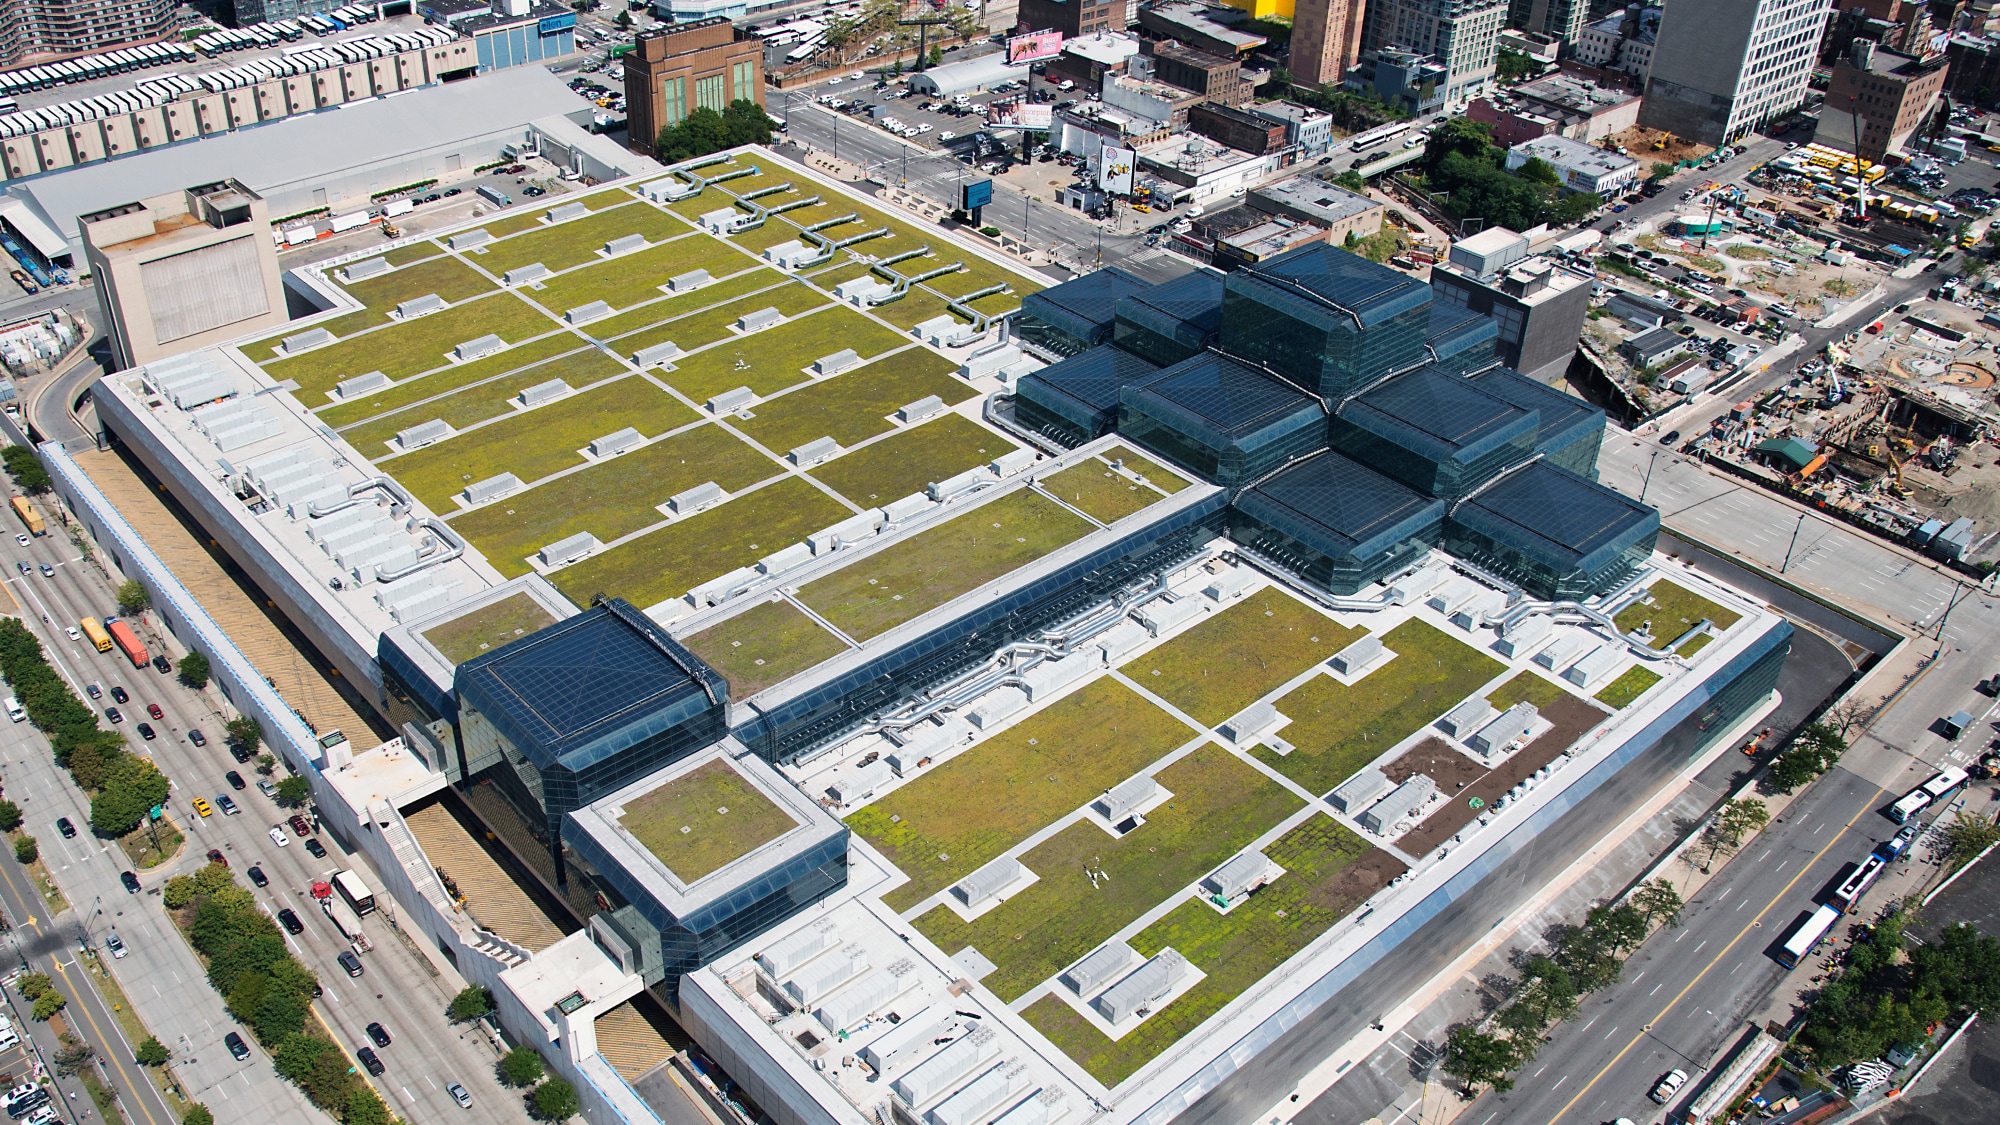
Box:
[1849,95,1869,221]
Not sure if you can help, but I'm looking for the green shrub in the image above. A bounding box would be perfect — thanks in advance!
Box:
[14,836,35,864]
[530,1078,580,1122]
[136,1037,169,1066]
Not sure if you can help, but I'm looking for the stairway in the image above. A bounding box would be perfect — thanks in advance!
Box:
[403,803,568,952]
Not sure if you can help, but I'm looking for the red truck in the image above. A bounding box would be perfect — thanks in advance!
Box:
[107,620,148,669]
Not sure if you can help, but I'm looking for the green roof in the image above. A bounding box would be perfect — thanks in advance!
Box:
[1754,436,1818,471]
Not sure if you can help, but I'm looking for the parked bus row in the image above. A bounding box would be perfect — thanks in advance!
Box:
[0,43,195,97]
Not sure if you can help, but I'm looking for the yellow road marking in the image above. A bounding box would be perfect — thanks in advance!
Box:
[1542,784,1884,1125]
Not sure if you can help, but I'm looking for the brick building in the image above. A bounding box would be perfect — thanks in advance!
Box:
[1149,39,1253,105]
[621,18,763,156]
[1189,102,1288,156]
[1018,0,1125,39]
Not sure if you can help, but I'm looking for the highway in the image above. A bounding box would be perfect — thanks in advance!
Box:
[0,499,517,1125]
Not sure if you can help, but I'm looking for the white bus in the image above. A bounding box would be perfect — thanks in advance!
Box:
[1828,852,1886,912]
[332,869,376,916]
[1889,766,1970,823]
[1777,904,1842,968]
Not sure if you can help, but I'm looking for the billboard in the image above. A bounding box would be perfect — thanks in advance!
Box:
[1007,30,1065,65]
[962,178,994,210]
[987,102,1053,130]
[538,12,577,35]
[1098,146,1135,195]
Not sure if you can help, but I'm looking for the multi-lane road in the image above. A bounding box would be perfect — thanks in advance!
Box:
[0,503,518,1125]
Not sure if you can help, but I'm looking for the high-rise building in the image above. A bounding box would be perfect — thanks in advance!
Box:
[1639,0,1828,146]
[1019,0,1128,38]
[1814,39,1948,161]
[1291,0,1369,86]
[621,18,763,157]
[1507,0,1587,45]
[0,0,176,67]
[1360,0,1508,105]
[80,180,287,371]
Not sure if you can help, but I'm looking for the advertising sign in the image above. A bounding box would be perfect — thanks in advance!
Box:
[539,12,577,35]
[1098,145,1135,195]
[987,102,1053,130]
[1006,29,1065,65]
[962,178,994,210]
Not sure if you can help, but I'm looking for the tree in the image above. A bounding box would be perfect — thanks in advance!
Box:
[16,973,51,1001]
[163,873,199,909]
[90,756,171,837]
[1517,156,1560,186]
[345,1091,391,1125]
[614,9,631,29]
[1767,722,1847,794]
[117,580,151,615]
[1941,811,2000,871]
[927,44,943,67]
[655,106,731,163]
[0,801,20,832]
[1334,169,1368,192]
[1422,116,1496,173]
[530,1078,581,1122]
[1825,698,1871,739]
[501,1046,546,1087]
[275,776,311,807]
[1699,798,1772,869]
[31,988,65,1021]
[136,1037,170,1066]
[1650,161,1676,181]
[1630,878,1685,929]
[177,652,210,690]
[1442,1026,1516,1096]
[182,1106,214,1125]
[449,986,496,1023]
[53,1033,94,1076]
[1495,48,1539,83]
[226,716,263,755]
[13,836,35,864]
[1587,903,1650,955]
[2,447,49,494]
[256,752,276,775]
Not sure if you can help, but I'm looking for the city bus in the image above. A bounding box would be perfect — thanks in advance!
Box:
[78,618,112,654]
[1888,766,1970,823]
[1776,904,1842,968]
[1828,852,1886,913]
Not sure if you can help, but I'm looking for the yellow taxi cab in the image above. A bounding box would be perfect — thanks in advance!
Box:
[1132,203,1151,213]
[192,797,214,818]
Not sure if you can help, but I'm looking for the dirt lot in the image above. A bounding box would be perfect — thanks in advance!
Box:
[1381,739,1487,796]
[1395,695,1609,857]
[1305,844,1410,916]
[1609,124,1713,168]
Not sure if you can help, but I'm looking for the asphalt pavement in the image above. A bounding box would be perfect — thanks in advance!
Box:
[0,504,518,1125]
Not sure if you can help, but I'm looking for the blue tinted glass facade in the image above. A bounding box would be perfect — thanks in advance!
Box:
[1426,304,1500,375]
[1014,345,1161,448]
[1218,245,1433,399]
[1445,461,1661,600]
[1329,366,1539,499]
[456,599,729,878]
[1112,269,1225,368]
[736,494,1228,763]
[565,821,848,1009]
[1119,354,1327,485]
[1470,366,1607,478]
[1017,267,1153,358]
[474,23,575,71]
[1231,450,1445,593]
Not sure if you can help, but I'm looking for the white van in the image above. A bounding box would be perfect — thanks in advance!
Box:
[4,697,23,723]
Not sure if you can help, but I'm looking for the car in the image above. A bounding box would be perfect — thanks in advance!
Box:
[338,950,363,977]
[305,838,327,858]
[192,797,213,818]
[1651,1068,1689,1104]
[64,626,79,641]
[36,563,50,577]
[225,1032,250,1061]
[120,870,140,893]
[246,865,268,888]
[448,1083,472,1109]
[15,563,27,576]
[189,728,207,747]
[105,707,122,723]
[290,814,313,836]
[356,1047,384,1076]
[366,1022,391,1047]
[523,185,545,197]
[1926,261,1941,272]
[231,741,255,763]
[110,686,128,704]
[268,826,289,847]
[257,778,278,799]
[217,794,238,816]
[147,703,163,719]
[1611,203,1628,213]
[206,848,226,867]
[55,818,74,839]
[223,771,244,792]
[444,188,461,197]
[105,932,126,959]
[137,722,156,741]
[277,908,304,934]
[85,683,101,699]
[12,535,24,547]
[154,655,171,674]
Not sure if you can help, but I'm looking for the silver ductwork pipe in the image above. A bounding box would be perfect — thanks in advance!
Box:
[375,517,464,582]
